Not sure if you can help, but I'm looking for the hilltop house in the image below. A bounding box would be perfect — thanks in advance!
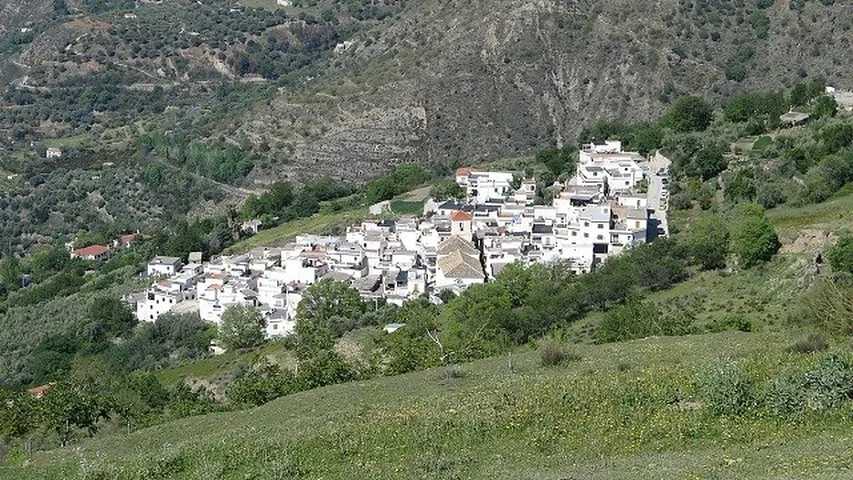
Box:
[71,245,111,261]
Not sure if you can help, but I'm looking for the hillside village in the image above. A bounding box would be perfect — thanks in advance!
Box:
[128,141,671,338]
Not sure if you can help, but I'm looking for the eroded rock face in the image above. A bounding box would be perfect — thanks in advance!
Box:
[235,0,853,183]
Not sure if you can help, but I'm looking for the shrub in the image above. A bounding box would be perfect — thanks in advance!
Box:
[796,279,853,337]
[596,297,693,343]
[539,340,581,367]
[697,359,756,416]
[706,315,753,333]
[765,353,853,416]
[685,214,729,270]
[730,205,780,268]
[827,235,853,274]
[787,334,829,354]
[226,362,297,407]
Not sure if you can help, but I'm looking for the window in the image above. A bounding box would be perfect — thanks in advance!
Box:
[597,223,603,229]
[584,222,589,227]
[597,235,603,241]
[584,233,589,238]
[571,231,577,237]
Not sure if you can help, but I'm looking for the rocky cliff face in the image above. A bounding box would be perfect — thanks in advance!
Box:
[235,0,853,182]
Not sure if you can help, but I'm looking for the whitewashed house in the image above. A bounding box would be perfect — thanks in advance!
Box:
[147,256,183,277]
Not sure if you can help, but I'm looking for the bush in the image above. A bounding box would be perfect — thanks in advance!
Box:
[787,334,829,354]
[730,205,780,268]
[664,96,714,133]
[796,279,853,337]
[596,297,694,343]
[706,315,753,333]
[827,235,853,274]
[685,214,729,270]
[226,362,297,407]
[697,359,756,416]
[765,353,853,416]
[539,340,581,367]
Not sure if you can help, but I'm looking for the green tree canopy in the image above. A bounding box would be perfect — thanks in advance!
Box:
[730,205,781,268]
[220,305,266,350]
[686,214,730,270]
[665,96,714,133]
[296,280,366,343]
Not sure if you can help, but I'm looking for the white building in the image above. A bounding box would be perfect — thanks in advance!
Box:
[147,256,183,277]
[455,168,516,204]
[435,236,485,293]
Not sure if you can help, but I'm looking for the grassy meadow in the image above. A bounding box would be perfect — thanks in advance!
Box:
[3,331,852,479]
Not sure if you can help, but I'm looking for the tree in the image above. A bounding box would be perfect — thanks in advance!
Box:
[382,298,442,374]
[725,169,756,202]
[789,79,825,107]
[0,388,38,440]
[227,361,297,407]
[665,96,714,133]
[536,145,578,177]
[813,96,838,119]
[219,305,266,350]
[86,296,136,340]
[827,235,853,274]
[691,143,728,180]
[596,296,692,343]
[296,280,366,341]
[730,205,781,268]
[430,180,465,201]
[685,214,730,270]
[39,380,113,446]
[819,124,853,154]
[0,255,22,291]
[440,283,515,360]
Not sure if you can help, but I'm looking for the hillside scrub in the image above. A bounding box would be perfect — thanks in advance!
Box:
[6,333,853,479]
[729,204,781,268]
[795,277,853,338]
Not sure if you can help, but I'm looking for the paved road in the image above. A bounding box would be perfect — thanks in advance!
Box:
[647,152,671,237]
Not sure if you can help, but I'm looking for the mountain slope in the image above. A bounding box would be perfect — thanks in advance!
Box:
[1,0,851,184]
[234,0,853,181]
[5,331,852,479]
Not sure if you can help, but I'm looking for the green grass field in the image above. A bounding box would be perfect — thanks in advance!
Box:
[768,184,853,234]
[4,331,852,479]
[154,342,295,387]
[224,207,369,254]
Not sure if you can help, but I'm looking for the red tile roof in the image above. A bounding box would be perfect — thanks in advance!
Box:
[455,167,472,177]
[118,233,138,245]
[26,383,54,399]
[74,245,110,257]
[451,210,473,221]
